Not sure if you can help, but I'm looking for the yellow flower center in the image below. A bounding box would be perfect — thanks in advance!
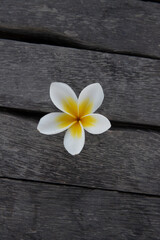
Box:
[56,97,97,138]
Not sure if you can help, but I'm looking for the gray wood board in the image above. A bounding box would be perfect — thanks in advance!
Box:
[0,178,160,240]
[0,0,160,58]
[0,39,160,126]
[0,112,160,196]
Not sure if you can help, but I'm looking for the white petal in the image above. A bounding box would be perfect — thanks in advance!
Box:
[81,114,111,134]
[64,122,85,155]
[37,112,76,135]
[50,82,78,117]
[78,83,104,116]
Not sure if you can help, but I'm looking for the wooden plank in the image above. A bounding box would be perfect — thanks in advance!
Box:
[0,178,160,240]
[0,112,160,196]
[0,40,160,126]
[0,0,160,58]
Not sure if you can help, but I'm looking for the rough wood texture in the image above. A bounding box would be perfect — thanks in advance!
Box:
[1,1,160,239]
[1,112,160,196]
[0,0,160,58]
[0,39,160,126]
[0,178,160,240]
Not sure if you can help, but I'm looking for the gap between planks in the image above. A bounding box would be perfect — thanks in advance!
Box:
[1,176,160,240]
[141,0,160,3]
[1,106,160,132]
[1,176,160,198]
[0,27,159,61]
[0,0,160,59]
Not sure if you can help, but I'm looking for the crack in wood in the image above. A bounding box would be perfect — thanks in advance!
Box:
[0,176,159,198]
[0,27,159,60]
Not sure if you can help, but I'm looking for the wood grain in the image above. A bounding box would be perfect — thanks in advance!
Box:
[0,112,160,196]
[0,178,160,240]
[0,0,160,58]
[0,39,160,126]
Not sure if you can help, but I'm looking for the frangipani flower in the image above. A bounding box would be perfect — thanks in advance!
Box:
[37,82,111,155]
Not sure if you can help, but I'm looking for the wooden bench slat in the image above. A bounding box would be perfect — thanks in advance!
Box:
[1,112,160,195]
[0,0,160,58]
[0,178,160,240]
[0,39,160,126]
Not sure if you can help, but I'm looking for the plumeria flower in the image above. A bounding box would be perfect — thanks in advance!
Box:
[37,82,111,155]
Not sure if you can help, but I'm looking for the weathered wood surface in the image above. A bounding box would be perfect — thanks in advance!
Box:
[0,0,160,58]
[1,112,160,196]
[0,39,160,126]
[0,178,160,240]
